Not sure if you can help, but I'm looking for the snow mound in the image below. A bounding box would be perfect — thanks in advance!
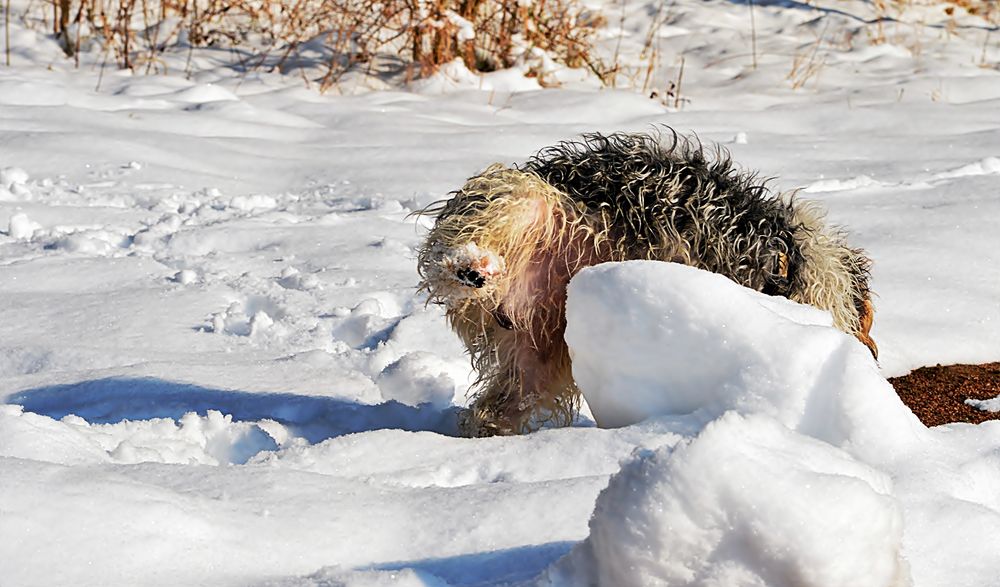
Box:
[210,296,287,337]
[0,405,280,465]
[935,157,1000,179]
[552,261,1000,587]
[803,174,883,193]
[564,261,924,458]
[1,166,31,199]
[544,413,911,587]
[377,352,456,410]
[7,213,42,239]
[0,166,29,189]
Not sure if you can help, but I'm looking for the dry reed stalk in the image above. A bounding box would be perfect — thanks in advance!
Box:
[787,19,829,90]
[4,0,11,66]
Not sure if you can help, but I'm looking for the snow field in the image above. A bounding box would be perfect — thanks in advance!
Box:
[1,0,1000,584]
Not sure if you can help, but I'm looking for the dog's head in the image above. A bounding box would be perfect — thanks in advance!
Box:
[417,164,582,337]
[418,165,560,296]
[420,240,507,303]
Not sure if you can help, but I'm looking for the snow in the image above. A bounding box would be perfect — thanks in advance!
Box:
[554,261,1000,587]
[1,0,1000,584]
[376,352,457,410]
[544,414,910,587]
[967,395,1000,413]
[7,212,42,239]
[565,262,926,459]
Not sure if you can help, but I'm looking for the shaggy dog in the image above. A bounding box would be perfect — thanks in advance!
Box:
[418,130,877,437]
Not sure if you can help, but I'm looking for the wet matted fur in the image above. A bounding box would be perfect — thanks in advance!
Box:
[418,129,877,437]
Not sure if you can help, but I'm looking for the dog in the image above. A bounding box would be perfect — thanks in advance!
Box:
[418,129,877,437]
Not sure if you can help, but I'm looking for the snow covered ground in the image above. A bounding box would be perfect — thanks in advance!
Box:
[1,0,999,585]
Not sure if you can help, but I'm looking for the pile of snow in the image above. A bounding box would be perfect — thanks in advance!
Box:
[543,261,1000,587]
[377,352,456,410]
[546,414,910,587]
[0,167,30,200]
[563,261,923,457]
[966,395,1000,413]
[7,212,42,239]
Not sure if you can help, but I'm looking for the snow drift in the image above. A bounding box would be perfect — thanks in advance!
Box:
[563,260,926,458]
[543,261,1000,587]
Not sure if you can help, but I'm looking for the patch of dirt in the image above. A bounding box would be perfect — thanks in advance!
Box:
[889,362,1000,427]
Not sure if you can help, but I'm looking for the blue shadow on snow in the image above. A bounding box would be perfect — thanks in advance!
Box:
[374,541,576,587]
[7,377,461,443]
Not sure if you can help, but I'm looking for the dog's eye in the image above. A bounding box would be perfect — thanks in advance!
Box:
[456,268,486,288]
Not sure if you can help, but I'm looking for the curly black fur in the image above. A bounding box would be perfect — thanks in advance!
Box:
[521,129,805,297]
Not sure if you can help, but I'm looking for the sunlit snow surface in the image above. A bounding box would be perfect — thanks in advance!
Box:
[2,0,1000,584]
[554,262,1000,587]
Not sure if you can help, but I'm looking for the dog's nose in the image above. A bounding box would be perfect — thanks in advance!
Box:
[456,268,486,288]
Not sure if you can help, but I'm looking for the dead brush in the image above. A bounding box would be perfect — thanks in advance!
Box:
[787,20,829,89]
[13,0,612,89]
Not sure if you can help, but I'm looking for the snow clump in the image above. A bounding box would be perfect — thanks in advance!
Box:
[0,167,31,199]
[0,405,280,465]
[8,213,42,239]
[377,352,456,410]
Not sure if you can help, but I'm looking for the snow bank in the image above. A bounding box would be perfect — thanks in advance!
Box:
[564,260,924,457]
[545,413,910,587]
[548,261,1000,587]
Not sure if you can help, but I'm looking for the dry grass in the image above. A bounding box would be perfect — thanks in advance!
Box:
[866,0,998,44]
[4,0,996,93]
[14,0,612,89]
[787,19,829,89]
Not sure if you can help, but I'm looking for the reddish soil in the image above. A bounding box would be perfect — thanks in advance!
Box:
[888,362,1000,427]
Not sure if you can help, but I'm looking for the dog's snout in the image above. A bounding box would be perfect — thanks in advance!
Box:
[457,268,486,288]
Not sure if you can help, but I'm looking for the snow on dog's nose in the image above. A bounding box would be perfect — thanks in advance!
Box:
[436,242,505,289]
[421,241,507,305]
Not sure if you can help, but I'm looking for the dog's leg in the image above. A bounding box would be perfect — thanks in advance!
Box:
[460,332,577,436]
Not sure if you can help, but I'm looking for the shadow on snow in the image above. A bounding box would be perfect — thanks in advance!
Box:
[374,541,576,587]
[725,0,999,32]
[7,377,461,443]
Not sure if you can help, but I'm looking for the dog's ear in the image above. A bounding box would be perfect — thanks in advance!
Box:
[510,183,556,229]
[469,169,563,240]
